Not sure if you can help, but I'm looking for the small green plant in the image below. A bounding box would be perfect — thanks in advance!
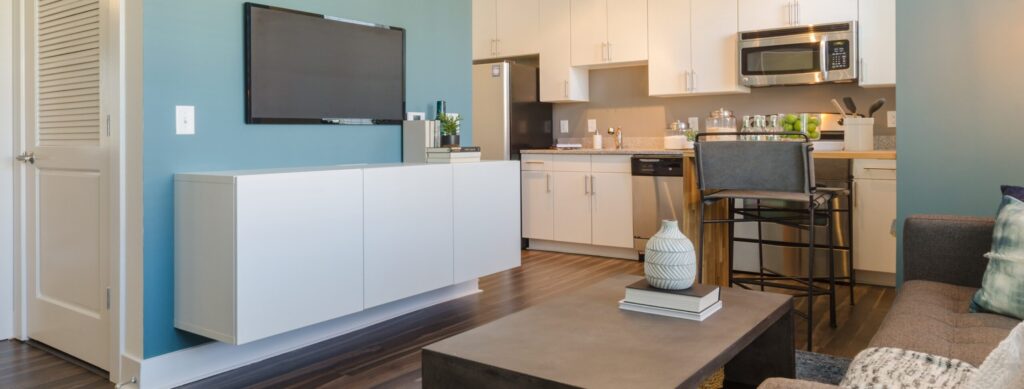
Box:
[439,113,461,136]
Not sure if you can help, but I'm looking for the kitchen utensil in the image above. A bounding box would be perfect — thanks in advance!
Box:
[843,97,858,116]
[831,99,850,118]
[867,98,886,118]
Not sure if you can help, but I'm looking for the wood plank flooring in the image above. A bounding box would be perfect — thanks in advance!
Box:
[0,250,894,388]
[0,340,111,388]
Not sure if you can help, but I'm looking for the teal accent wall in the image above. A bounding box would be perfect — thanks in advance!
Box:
[143,0,471,358]
[895,0,1024,284]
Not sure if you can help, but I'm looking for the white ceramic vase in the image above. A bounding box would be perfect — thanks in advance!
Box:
[644,220,697,290]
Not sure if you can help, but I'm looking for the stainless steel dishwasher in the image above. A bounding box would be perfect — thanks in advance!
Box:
[631,155,685,259]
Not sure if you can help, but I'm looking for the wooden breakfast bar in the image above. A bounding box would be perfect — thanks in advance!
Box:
[680,149,897,287]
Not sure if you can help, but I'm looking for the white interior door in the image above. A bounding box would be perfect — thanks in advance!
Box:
[24,0,110,370]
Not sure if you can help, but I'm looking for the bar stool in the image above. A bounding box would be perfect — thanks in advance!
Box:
[693,133,848,350]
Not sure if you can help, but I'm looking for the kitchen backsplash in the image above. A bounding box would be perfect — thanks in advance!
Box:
[559,135,897,151]
[552,66,896,140]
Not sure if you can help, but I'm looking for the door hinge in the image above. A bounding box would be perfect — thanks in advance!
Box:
[105,115,111,136]
[106,287,111,310]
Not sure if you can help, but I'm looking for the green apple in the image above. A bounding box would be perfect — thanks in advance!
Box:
[807,122,818,132]
[809,117,821,125]
[783,123,794,132]
[785,114,798,123]
[794,121,803,131]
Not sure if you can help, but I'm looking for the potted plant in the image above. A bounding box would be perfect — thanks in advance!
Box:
[439,113,461,147]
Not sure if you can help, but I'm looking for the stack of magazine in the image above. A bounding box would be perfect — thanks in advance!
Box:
[426,146,481,164]
[619,280,722,321]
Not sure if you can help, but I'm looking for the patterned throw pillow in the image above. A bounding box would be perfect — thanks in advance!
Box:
[1003,185,1024,202]
[840,347,977,389]
[970,196,1024,319]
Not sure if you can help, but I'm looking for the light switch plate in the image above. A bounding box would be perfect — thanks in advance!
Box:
[587,119,597,133]
[176,105,195,135]
[886,111,896,128]
[560,120,569,134]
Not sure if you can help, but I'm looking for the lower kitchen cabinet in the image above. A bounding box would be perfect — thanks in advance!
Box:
[522,170,554,240]
[853,159,897,274]
[591,172,634,248]
[552,171,594,244]
[522,154,635,253]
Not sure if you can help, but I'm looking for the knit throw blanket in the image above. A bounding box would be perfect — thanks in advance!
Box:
[840,347,976,389]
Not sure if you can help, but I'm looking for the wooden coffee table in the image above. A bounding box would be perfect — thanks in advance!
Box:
[422,275,794,389]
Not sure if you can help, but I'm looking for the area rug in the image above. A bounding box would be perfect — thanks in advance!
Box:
[796,350,852,385]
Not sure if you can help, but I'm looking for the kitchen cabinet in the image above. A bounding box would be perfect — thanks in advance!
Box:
[591,172,634,248]
[364,164,455,308]
[539,0,589,102]
[553,171,594,244]
[522,154,635,250]
[571,0,648,67]
[649,0,748,96]
[454,163,522,283]
[858,0,896,87]
[853,159,897,274]
[472,0,540,60]
[738,0,856,31]
[522,170,554,240]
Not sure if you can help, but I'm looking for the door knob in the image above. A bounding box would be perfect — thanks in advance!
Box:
[16,151,34,164]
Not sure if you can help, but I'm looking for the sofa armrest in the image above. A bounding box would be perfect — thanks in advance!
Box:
[758,378,839,389]
[903,215,995,288]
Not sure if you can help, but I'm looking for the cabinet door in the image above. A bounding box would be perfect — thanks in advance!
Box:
[364,165,454,308]
[590,172,634,248]
[858,0,895,87]
[552,171,592,244]
[496,0,540,57]
[473,0,498,59]
[648,0,691,96]
[570,0,608,67]
[690,0,748,95]
[454,162,521,283]
[540,0,590,102]
[853,178,897,273]
[606,0,648,63]
[738,0,793,31]
[796,0,857,26]
[522,170,554,240]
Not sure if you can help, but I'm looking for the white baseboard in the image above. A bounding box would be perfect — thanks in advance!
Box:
[528,239,639,261]
[137,280,480,389]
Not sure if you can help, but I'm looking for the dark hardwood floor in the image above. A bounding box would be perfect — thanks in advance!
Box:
[0,340,111,388]
[0,250,894,388]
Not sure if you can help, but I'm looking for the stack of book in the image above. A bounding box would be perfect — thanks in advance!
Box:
[619,280,722,321]
[426,146,481,164]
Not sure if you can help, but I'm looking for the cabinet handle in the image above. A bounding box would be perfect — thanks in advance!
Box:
[691,71,697,92]
[496,39,501,55]
[584,175,590,194]
[546,173,551,193]
[787,2,793,25]
[853,181,858,207]
[524,161,545,164]
[601,42,608,61]
[564,80,569,98]
[794,1,800,24]
[859,58,865,82]
[862,167,896,171]
[607,42,612,62]
[490,39,497,55]
[590,175,596,195]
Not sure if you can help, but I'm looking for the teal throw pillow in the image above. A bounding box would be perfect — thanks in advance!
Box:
[971,196,1024,319]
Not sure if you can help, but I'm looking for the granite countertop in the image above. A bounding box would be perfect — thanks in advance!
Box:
[521,148,685,155]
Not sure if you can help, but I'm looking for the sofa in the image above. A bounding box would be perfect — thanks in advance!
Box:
[760,215,1022,389]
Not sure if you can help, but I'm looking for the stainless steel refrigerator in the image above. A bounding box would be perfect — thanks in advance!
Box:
[472,62,553,160]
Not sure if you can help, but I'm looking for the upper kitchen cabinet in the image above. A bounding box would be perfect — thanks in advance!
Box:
[472,0,540,60]
[571,0,648,67]
[540,0,589,102]
[738,0,856,31]
[858,0,896,87]
[649,0,749,96]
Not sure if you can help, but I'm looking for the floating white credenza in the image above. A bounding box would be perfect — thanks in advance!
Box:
[174,161,521,345]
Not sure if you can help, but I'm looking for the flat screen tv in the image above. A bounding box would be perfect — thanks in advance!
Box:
[244,3,405,124]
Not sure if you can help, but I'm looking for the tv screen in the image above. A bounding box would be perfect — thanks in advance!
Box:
[245,3,405,124]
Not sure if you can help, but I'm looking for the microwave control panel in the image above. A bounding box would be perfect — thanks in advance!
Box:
[827,40,851,70]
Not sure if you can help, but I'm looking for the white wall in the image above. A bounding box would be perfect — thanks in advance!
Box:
[1,0,17,340]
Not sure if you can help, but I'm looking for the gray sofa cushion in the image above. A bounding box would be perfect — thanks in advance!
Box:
[869,280,1019,366]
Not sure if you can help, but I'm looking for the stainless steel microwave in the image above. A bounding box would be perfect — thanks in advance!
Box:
[739,22,857,87]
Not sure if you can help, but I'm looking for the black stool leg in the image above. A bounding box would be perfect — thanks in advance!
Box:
[728,200,736,288]
[698,201,706,285]
[756,200,766,291]
[827,201,837,329]
[806,202,816,351]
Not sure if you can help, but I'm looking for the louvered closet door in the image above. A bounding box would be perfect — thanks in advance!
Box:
[25,0,111,371]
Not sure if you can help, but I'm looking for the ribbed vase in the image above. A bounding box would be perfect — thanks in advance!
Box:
[644,220,697,290]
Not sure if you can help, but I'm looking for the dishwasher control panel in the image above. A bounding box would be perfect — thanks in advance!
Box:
[631,156,683,177]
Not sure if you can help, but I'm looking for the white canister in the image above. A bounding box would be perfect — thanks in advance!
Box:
[592,133,603,149]
[842,117,875,151]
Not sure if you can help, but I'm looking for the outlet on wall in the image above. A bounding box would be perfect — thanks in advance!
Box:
[176,105,195,135]
[560,120,569,134]
[587,119,597,133]
[887,111,896,128]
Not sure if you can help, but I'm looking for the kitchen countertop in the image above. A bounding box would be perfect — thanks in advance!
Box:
[522,148,896,160]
